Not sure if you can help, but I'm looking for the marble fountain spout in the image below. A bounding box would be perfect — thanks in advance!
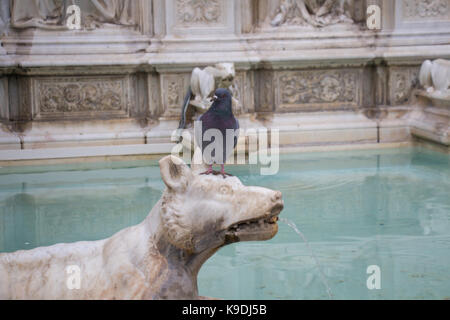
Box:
[0,155,283,299]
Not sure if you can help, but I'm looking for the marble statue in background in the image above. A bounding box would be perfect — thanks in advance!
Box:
[9,0,137,30]
[0,155,283,299]
[419,59,450,96]
[190,63,237,112]
[0,1,10,36]
[270,0,356,27]
[0,2,8,54]
[178,63,240,131]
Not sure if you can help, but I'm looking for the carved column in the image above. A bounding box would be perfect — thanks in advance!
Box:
[0,77,8,121]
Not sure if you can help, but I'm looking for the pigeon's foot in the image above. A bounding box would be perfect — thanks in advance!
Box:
[200,170,232,178]
[200,165,213,175]
[199,165,233,178]
[220,172,233,179]
[219,164,232,178]
[212,170,233,178]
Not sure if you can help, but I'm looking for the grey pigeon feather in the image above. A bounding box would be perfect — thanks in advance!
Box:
[195,88,239,175]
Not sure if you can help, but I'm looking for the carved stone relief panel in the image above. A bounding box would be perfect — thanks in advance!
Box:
[166,0,235,36]
[389,67,420,105]
[8,0,143,31]
[33,76,133,120]
[160,73,190,118]
[402,0,449,21]
[0,1,9,36]
[175,0,223,27]
[258,0,366,29]
[274,69,361,111]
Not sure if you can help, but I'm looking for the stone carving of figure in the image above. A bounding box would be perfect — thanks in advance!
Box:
[0,1,9,54]
[190,63,238,112]
[270,0,355,27]
[9,0,137,30]
[83,0,137,29]
[419,59,450,96]
[10,0,66,29]
[177,63,241,134]
[0,1,10,36]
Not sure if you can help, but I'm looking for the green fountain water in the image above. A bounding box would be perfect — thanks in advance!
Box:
[0,147,449,299]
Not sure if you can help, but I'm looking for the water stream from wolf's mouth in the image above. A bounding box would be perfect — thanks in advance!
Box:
[279,217,334,300]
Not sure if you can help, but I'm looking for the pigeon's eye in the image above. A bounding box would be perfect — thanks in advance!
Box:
[219,185,232,195]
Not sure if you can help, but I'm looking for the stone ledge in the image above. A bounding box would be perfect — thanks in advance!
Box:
[0,143,175,161]
[1,106,448,161]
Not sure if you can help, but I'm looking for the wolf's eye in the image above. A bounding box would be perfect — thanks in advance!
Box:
[219,185,232,195]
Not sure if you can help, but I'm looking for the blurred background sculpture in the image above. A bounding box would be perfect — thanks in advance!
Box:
[178,62,240,131]
[0,155,283,300]
[419,59,450,96]
[0,1,10,36]
[9,0,137,30]
[270,0,355,27]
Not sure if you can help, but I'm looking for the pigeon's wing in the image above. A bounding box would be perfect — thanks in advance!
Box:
[177,87,192,130]
[194,115,203,150]
[233,118,239,148]
[223,117,239,164]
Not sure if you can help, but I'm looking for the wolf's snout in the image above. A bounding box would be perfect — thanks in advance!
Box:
[270,191,283,216]
[271,191,282,203]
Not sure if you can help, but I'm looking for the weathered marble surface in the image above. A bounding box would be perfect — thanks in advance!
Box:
[0,155,283,299]
[267,0,358,28]
[0,0,449,155]
[419,59,450,94]
[9,0,137,30]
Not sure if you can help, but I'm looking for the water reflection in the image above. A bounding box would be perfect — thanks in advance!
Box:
[0,165,164,252]
[199,148,450,299]
[0,148,449,299]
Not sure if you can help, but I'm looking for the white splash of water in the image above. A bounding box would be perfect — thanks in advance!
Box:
[279,217,334,300]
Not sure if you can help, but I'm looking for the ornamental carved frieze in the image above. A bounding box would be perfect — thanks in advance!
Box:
[389,67,419,105]
[175,0,223,26]
[35,76,131,119]
[403,0,449,20]
[161,74,188,118]
[275,70,360,111]
[266,0,362,28]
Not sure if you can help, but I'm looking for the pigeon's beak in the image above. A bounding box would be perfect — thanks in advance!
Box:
[211,95,218,102]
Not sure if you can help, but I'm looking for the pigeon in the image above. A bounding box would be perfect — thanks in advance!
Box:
[195,88,239,177]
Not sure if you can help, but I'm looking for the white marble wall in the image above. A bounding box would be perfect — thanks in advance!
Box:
[0,0,448,153]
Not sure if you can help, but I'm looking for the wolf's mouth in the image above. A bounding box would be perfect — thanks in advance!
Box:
[226,203,283,237]
[227,215,279,233]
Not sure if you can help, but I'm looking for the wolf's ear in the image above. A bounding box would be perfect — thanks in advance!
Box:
[159,155,192,191]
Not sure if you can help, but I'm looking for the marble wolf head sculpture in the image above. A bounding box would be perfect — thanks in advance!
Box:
[0,155,283,300]
[159,155,283,253]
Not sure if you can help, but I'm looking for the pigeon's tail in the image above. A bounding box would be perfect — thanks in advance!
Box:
[174,87,193,143]
[178,86,193,130]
